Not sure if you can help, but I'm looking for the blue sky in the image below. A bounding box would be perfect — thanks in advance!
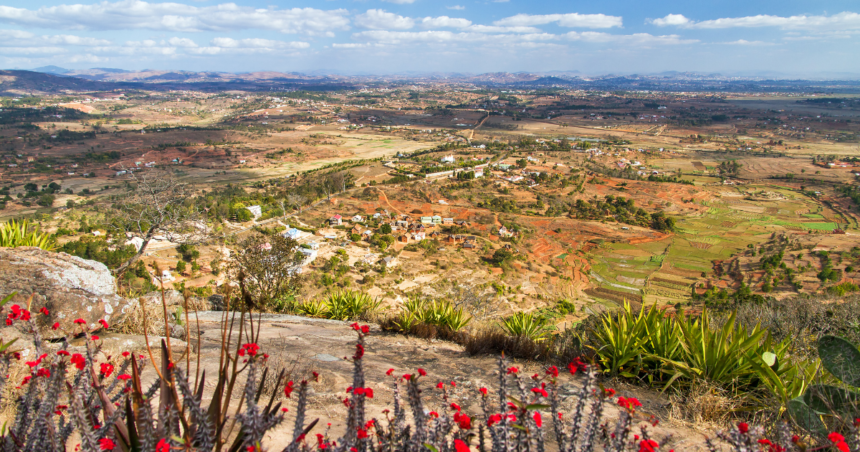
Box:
[1,0,858,75]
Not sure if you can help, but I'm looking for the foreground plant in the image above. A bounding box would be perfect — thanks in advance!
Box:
[1,289,858,451]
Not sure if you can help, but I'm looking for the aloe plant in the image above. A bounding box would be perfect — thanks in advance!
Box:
[501,312,552,342]
[789,335,860,434]
[0,220,56,250]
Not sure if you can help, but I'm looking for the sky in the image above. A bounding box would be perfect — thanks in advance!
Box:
[1,0,859,76]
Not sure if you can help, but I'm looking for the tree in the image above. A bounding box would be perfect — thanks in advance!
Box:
[229,233,304,310]
[110,170,210,277]
[492,248,514,265]
[380,223,392,234]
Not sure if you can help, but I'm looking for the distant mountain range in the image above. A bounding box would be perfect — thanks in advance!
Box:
[2,67,859,95]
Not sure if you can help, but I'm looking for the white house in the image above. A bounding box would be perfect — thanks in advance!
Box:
[284,228,302,240]
[441,155,455,164]
[351,215,364,223]
[246,205,262,218]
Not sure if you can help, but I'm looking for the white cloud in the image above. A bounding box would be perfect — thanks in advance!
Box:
[167,37,198,47]
[723,39,774,46]
[0,1,350,35]
[210,37,309,49]
[420,16,471,29]
[355,9,414,30]
[494,13,622,29]
[381,0,416,3]
[0,29,34,39]
[446,6,465,11]
[649,14,690,27]
[564,31,697,45]
[465,25,541,33]
[650,12,860,30]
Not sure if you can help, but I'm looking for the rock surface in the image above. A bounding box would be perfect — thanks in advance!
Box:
[0,247,132,338]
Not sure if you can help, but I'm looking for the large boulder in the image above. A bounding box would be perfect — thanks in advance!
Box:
[0,247,132,339]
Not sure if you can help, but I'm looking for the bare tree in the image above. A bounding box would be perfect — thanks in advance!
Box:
[284,192,306,215]
[111,169,211,276]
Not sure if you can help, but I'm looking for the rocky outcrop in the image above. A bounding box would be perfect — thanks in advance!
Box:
[0,247,131,338]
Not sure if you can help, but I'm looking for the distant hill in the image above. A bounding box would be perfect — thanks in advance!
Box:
[0,70,119,95]
[31,66,71,75]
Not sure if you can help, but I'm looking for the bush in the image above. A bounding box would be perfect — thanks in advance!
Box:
[0,220,56,250]
[500,312,553,342]
[299,290,381,321]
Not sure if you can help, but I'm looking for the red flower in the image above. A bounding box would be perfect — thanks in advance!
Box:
[546,366,559,377]
[417,368,427,376]
[238,343,260,357]
[364,388,374,399]
[454,439,470,452]
[361,325,370,334]
[836,442,849,452]
[738,423,749,434]
[453,412,471,430]
[828,433,846,443]
[39,307,50,316]
[568,357,586,374]
[73,318,86,325]
[51,322,60,330]
[353,343,365,360]
[479,387,488,396]
[100,363,115,377]
[450,381,456,387]
[284,381,295,398]
[117,374,132,381]
[437,382,444,389]
[122,351,130,358]
[71,353,86,370]
[506,366,519,374]
[21,376,32,385]
[531,384,548,398]
[791,435,800,443]
[533,411,542,428]
[99,438,116,450]
[450,403,461,412]
[403,374,412,380]
[357,429,368,439]
[428,411,439,418]
[487,414,502,426]
[639,439,659,452]
[618,397,642,411]
[36,368,50,378]
[603,388,616,397]
[351,322,360,331]
[98,319,109,329]
[156,439,170,452]
[312,371,320,381]
[91,335,100,341]
[386,368,394,376]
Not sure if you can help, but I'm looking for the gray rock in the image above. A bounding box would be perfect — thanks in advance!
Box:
[0,247,132,339]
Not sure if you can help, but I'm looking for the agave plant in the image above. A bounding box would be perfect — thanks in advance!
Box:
[500,312,552,342]
[400,297,471,332]
[0,220,56,251]
[301,290,381,321]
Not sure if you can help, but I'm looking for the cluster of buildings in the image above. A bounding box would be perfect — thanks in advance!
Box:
[328,213,479,249]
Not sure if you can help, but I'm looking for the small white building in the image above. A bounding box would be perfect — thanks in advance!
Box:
[441,155,455,164]
[246,205,262,219]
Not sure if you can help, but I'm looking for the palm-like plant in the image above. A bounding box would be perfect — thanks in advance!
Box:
[0,220,56,250]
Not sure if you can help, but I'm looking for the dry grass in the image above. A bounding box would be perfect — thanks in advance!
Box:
[113,294,211,337]
[667,381,746,429]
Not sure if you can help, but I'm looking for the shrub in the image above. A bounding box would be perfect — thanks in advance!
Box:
[500,312,553,342]
[0,290,856,451]
[299,290,381,321]
[0,220,56,250]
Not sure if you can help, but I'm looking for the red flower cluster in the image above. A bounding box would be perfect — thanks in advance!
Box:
[533,412,542,428]
[738,422,749,434]
[617,397,642,412]
[36,368,50,378]
[238,343,260,357]
[100,363,115,378]
[350,323,370,335]
[506,366,519,375]
[454,439,470,452]
[545,365,559,378]
[453,412,471,430]
[829,432,849,452]
[99,438,116,450]
[531,383,548,398]
[6,304,31,325]
[156,438,170,452]
[98,319,109,329]
[39,307,50,316]
[353,387,374,398]
[70,353,86,370]
[638,439,659,452]
[603,388,617,397]
[284,381,295,398]
[568,357,587,374]
[353,343,365,360]
[487,413,517,426]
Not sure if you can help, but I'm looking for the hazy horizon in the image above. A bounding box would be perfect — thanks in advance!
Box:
[1,0,859,75]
